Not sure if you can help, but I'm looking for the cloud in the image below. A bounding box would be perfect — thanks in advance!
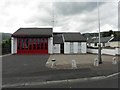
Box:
[0,0,118,34]
[54,2,118,33]
[54,2,105,16]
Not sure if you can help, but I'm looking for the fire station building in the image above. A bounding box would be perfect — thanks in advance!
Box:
[11,28,87,54]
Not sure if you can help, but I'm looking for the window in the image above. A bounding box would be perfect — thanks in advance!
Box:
[95,43,97,46]
[103,43,105,47]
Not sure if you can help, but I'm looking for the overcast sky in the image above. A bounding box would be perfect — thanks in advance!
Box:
[0,0,118,34]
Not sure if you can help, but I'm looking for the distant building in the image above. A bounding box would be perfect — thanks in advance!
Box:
[87,36,114,48]
[11,28,87,54]
[109,37,120,48]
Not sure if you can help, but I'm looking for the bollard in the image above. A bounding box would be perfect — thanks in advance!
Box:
[71,60,77,69]
[112,57,117,64]
[94,58,99,66]
[51,59,56,68]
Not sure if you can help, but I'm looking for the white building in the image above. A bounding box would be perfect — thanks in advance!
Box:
[87,36,114,48]
[11,28,87,54]
[109,37,120,48]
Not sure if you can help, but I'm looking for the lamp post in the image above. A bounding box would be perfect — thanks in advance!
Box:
[97,0,102,64]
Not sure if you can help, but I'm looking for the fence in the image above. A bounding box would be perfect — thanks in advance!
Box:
[87,48,120,56]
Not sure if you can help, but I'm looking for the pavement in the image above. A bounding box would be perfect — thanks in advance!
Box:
[46,54,119,69]
[2,54,119,88]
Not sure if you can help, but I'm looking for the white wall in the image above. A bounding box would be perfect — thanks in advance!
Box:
[102,49,115,56]
[87,48,98,54]
[81,42,87,53]
[74,42,78,53]
[115,48,120,55]
[64,42,86,54]
[48,37,53,54]
[110,42,120,48]
[89,43,109,47]
[11,37,17,54]
[53,44,60,53]
[64,42,70,54]
[87,48,120,55]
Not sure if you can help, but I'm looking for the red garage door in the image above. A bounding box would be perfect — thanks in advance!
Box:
[17,38,48,54]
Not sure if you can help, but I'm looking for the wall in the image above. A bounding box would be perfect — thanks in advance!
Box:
[11,37,17,54]
[48,37,53,54]
[115,48,120,55]
[53,44,60,53]
[102,49,116,55]
[64,42,70,54]
[109,42,120,48]
[81,42,87,53]
[74,42,78,53]
[87,48,120,55]
[64,42,86,54]
[89,42,109,47]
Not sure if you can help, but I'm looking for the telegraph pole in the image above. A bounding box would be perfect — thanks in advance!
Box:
[97,0,102,64]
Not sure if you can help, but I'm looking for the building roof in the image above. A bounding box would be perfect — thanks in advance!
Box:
[12,28,53,37]
[110,37,120,42]
[87,38,96,43]
[93,36,112,43]
[63,33,86,42]
[53,34,64,44]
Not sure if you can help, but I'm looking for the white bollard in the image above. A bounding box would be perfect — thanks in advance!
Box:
[94,58,99,66]
[51,59,56,68]
[112,57,117,64]
[71,60,77,69]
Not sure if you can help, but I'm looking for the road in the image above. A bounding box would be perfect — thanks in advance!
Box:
[23,73,119,88]
[2,55,119,88]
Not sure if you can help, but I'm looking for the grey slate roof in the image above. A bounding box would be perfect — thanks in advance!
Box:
[110,37,120,42]
[93,36,112,43]
[87,38,96,43]
[12,28,53,37]
[53,34,64,44]
[63,33,86,42]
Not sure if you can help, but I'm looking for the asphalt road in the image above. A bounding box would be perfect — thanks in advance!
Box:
[2,55,119,87]
[23,73,119,88]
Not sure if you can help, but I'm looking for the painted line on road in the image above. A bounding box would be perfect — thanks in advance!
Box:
[1,76,107,88]
[2,72,120,88]
[106,72,120,78]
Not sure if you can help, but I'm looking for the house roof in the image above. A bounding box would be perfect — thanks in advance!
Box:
[53,34,64,44]
[63,33,86,42]
[12,28,53,37]
[93,36,112,43]
[87,38,96,43]
[110,37,120,42]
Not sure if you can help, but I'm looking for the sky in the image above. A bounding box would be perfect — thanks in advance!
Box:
[0,0,118,34]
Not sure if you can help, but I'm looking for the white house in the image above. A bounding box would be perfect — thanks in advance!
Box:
[109,37,120,48]
[87,36,114,48]
[11,28,87,54]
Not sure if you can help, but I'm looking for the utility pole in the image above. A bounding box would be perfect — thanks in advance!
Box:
[97,0,102,64]
[52,3,54,28]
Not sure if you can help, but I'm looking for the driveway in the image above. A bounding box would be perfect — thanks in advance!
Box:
[2,54,50,84]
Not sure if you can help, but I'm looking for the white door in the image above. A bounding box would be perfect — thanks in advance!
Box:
[70,42,74,53]
[78,42,81,53]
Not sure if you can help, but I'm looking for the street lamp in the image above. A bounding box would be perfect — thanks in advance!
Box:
[97,1,102,64]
